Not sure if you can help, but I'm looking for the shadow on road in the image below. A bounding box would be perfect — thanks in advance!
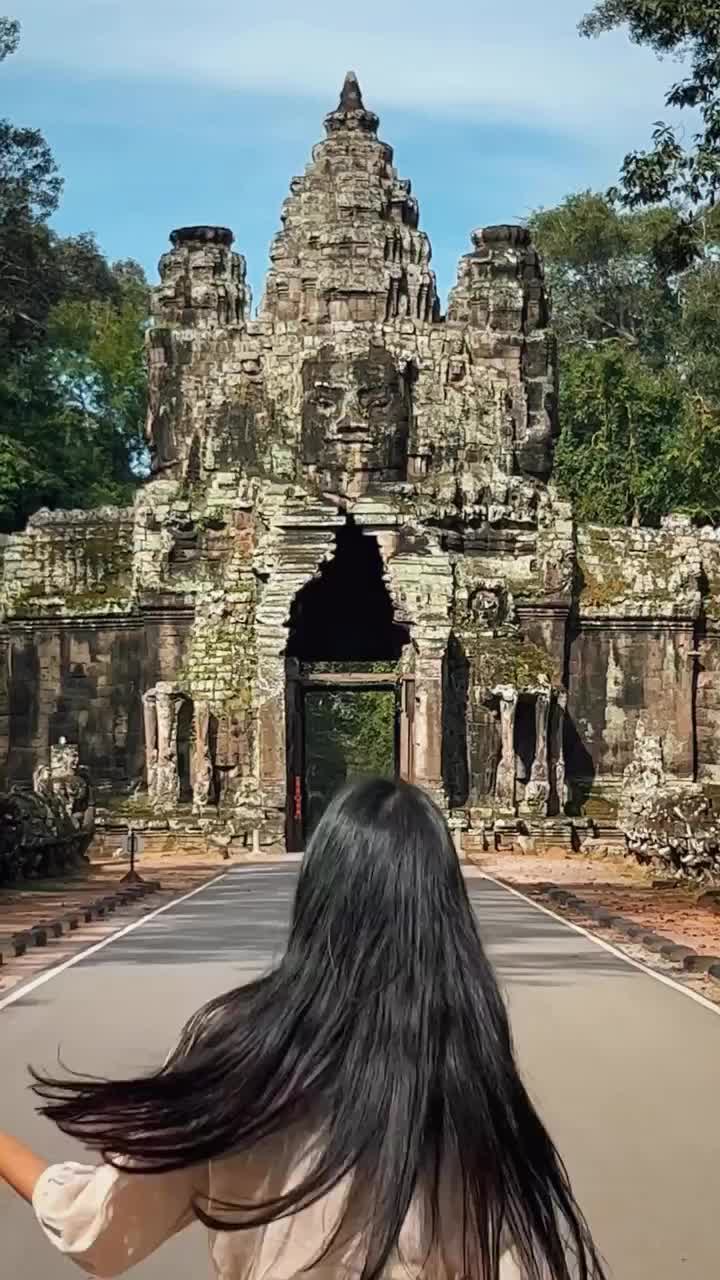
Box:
[69,872,637,992]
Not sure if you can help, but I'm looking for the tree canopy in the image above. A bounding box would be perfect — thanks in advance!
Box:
[581,2,720,218]
[532,190,720,526]
[0,16,148,531]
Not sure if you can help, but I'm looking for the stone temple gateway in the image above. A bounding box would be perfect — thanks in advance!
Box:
[3,75,720,854]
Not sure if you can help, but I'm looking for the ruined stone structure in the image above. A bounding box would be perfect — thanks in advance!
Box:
[2,75,720,852]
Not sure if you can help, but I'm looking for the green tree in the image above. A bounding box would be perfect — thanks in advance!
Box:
[0,17,149,530]
[0,269,149,530]
[532,190,720,526]
[580,2,720,217]
[0,16,18,62]
[529,192,680,355]
[554,345,681,525]
[48,276,149,484]
[0,16,66,349]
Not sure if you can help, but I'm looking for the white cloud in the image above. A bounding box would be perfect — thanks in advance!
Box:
[12,0,679,139]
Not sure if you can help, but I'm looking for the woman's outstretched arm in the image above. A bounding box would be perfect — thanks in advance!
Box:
[1,1129,205,1277]
[0,1131,48,1203]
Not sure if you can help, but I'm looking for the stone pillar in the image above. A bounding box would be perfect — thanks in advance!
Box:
[258,657,287,812]
[552,690,568,815]
[192,700,215,812]
[257,647,288,843]
[33,632,61,780]
[494,685,518,812]
[143,683,186,807]
[525,691,551,815]
[142,691,158,799]
[413,654,444,802]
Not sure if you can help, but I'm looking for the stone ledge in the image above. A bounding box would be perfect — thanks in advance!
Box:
[538,887,720,989]
[0,881,161,968]
[683,953,720,974]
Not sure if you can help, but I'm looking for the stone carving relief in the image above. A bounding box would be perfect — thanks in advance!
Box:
[142,683,187,808]
[33,739,94,833]
[192,700,215,812]
[466,583,506,633]
[301,344,411,496]
[154,226,250,330]
[494,685,518,811]
[620,719,667,824]
[524,691,551,815]
[189,704,253,814]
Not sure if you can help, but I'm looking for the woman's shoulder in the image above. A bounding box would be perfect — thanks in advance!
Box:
[208,1127,320,1194]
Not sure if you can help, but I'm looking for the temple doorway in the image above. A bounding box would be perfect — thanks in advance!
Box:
[285,519,412,847]
[303,686,397,837]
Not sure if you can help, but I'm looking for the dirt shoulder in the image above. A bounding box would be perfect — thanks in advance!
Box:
[0,853,228,1000]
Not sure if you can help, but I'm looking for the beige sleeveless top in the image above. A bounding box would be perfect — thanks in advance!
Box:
[32,1129,525,1279]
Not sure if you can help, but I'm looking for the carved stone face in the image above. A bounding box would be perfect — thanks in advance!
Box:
[301,344,409,494]
[514,409,557,481]
[467,583,506,631]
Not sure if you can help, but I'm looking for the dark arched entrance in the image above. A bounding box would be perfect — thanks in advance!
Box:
[285,519,413,847]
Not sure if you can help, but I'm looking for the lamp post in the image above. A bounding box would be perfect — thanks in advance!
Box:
[120,826,145,886]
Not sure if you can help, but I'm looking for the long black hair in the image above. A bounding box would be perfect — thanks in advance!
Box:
[33,778,605,1280]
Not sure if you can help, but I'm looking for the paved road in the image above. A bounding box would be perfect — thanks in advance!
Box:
[1,869,719,1280]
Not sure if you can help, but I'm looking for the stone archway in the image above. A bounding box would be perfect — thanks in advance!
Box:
[284,519,412,846]
[254,509,452,848]
[287,518,409,664]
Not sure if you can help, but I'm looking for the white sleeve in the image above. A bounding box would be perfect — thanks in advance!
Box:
[32,1159,205,1277]
[500,1249,524,1279]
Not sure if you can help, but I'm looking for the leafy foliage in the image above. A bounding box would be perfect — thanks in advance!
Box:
[0,15,18,61]
[533,191,720,525]
[580,2,720,215]
[0,269,149,530]
[304,690,396,833]
[529,192,680,354]
[553,345,720,526]
[0,17,149,530]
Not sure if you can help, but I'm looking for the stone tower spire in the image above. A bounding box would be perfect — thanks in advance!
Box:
[447,225,558,479]
[260,74,438,326]
[324,70,380,134]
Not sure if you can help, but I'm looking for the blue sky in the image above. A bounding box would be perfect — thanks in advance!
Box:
[4,1,681,306]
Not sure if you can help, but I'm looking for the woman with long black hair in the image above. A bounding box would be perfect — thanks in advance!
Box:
[0,778,606,1279]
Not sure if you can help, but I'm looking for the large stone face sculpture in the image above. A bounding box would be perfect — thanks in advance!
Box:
[301,344,411,495]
